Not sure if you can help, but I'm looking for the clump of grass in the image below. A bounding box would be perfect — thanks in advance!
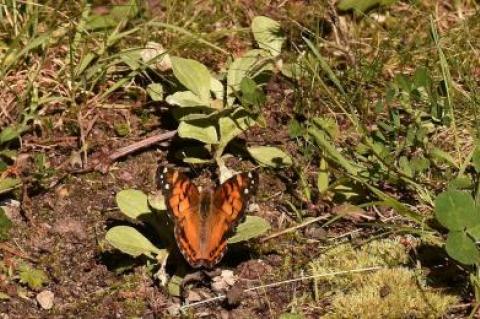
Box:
[309,239,457,318]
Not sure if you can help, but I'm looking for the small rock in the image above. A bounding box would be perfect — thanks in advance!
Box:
[36,290,54,310]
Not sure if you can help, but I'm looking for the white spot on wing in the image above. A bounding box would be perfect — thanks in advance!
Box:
[163,167,168,173]
[244,188,249,194]
[165,184,170,190]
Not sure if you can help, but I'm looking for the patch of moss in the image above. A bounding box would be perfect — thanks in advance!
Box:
[309,239,458,318]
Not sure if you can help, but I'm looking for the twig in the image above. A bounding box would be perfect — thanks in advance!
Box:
[108,130,177,163]
[260,215,331,242]
[180,266,382,310]
[0,243,38,262]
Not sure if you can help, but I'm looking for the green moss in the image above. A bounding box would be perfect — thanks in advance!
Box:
[309,239,458,318]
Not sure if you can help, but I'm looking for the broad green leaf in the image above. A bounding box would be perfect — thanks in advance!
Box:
[251,16,285,56]
[105,226,162,258]
[147,83,164,101]
[110,0,139,21]
[0,177,21,195]
[227,49,270,92]
[116,189,151,219]
[175,146,212,164]
[312,117,339,139]
[228,216,271,244]
[217,108,255,155]
[210,76,224,102]
[18,264,48,289]
[85,15,118,30]
[248,146,292,168]
[0,207,12,241]
[171,57,211,103]
[337,0,397,13]
[178,121,218,144]
[119,50,142,70]
[445,231,480,265]
[166,91,209,107]
[435,190,479,231]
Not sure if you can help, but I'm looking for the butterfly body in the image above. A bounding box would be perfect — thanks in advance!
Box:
[157,167,257,268]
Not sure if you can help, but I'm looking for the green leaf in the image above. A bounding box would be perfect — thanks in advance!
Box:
[175,146,212,164]
[227,49,270,92]
[166,91,209,107]
[467,224,480,241]
[240,77,266,107]
[337,0,397,13]
[0,207,12,241]
[317,158,329,195]
[430,147,457,168]
[217,108,255,156]
[248,146,292,168]
[147,83,164,101]
[251,16,285,56]
[105,226,162,258]
[171,57,211,103]
[18,264,48,290]
[308,127,360,175]
[228,216,271,244]
[435,190,479,231]
[148,193,167,211]
[0,177,21,195]
[0,125,24,144]
[178,121,218,144]
[445,231,480,265]
[168,275,183,297]
[116,189,151,219]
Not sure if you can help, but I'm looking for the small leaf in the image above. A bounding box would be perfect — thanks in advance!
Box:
[218,108,255,155]
[178,121,218,144]
[228,216,271,244]
[317,158,329,195]
[171,57,211,103]
[434,190,479,231]
[0,125,23,144]
[240,77,266,107]
[248,146,292,168]
[168,275,183,297]
[337,0,397,14]
[251,16,285,56]
[227,49,270,92]
[445,231,480,265]
[18,264,48,290]
[430,147,457,168]
[105,226,162,258]
[166,91,209,107]
[175,146,212,164]
[0,207,12,241]
[116,189,151,219]
[147,83,164,101]
[148,192,167,211]
[0,177,20,195]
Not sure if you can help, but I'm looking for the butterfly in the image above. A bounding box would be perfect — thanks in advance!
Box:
[157,167,258,268]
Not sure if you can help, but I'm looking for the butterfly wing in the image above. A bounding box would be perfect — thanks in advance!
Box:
[157,167,204,267]
[200,171,258,267]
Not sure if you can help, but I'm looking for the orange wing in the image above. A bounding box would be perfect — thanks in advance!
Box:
[157,167,204,267]
[199,172,258,268]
